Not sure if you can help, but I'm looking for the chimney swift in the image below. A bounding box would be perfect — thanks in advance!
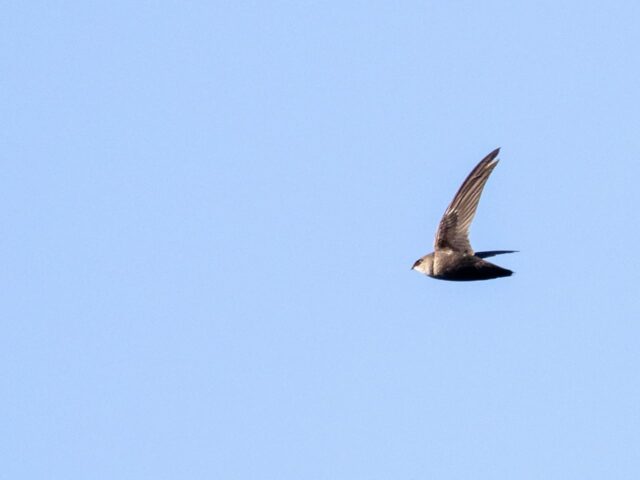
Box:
[412,148,516,281]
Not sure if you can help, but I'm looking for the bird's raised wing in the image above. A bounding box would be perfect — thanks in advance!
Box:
[434,148,500,254]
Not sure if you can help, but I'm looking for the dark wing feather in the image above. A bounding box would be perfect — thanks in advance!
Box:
[434,148,500,254]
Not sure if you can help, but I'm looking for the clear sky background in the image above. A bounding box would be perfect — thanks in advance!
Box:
[3,2,640,479]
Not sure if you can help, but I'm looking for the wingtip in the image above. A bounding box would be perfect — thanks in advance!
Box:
[481,147,501,166]
[482,147,500,160]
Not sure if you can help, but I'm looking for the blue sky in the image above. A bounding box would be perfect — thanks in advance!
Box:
[3,2,640,478]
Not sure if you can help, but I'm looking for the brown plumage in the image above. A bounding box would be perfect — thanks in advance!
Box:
[412,148,516,281]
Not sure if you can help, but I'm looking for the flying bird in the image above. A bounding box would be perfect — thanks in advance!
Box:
[412,148,516,281]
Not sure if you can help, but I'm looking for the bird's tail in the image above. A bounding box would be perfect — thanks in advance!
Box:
[475,250,518,259]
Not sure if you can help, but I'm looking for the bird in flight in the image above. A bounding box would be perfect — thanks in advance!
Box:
[412,148,516,281]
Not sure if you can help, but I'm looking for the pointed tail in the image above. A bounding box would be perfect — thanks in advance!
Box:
[475,250,518,259]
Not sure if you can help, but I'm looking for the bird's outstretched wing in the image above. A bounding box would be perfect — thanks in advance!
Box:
[434,148,500,254]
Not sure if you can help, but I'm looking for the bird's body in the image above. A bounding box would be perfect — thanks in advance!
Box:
[412,148,515,281]
[413,251,513,281]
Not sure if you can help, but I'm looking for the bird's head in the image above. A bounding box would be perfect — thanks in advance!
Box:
[411,254,434,276]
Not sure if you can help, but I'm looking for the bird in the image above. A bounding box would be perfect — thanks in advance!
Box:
[411,148,516,281]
